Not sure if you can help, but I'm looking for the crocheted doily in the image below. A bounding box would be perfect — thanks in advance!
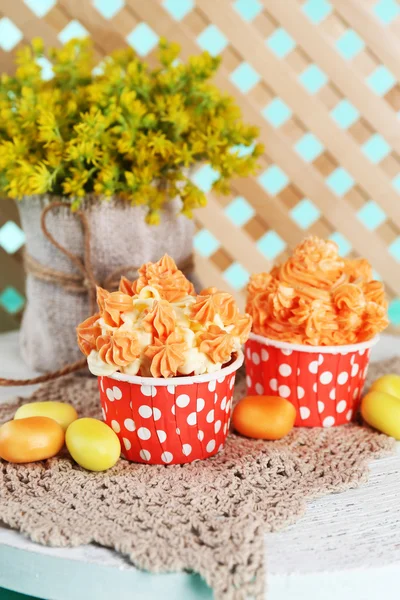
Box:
[0,360,397,600]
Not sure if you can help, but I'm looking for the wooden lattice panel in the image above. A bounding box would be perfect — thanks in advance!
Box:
[0,0,400,332]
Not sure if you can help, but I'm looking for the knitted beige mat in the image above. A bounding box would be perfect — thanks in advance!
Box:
[0,359,397,600]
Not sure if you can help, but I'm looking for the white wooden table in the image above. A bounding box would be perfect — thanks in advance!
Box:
[1,331,400,600]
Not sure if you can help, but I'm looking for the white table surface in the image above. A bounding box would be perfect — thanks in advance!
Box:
[1,331,400,600]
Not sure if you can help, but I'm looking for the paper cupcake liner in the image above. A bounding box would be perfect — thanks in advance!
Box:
[244,334,378,428]
[98,352,243,464]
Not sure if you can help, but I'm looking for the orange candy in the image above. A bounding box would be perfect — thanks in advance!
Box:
[0,416,65,463]
[232,395,296,440]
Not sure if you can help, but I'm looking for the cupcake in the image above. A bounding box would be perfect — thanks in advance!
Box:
[77,255,251,464]
[245,237,388,427]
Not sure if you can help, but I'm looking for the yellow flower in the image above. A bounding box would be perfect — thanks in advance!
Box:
[62,168,90,197]
[31,37,44,56]
[94,164,119,196]
[147,132,174,159]
[28,163,54,194]
[146,210,161,225]
[38,111,62,145]
[158,38,180,67]
[0,37,262,223]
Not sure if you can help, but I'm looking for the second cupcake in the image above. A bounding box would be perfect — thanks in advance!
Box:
[245,237,388,427]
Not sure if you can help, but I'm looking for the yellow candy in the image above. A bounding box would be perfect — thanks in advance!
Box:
[15,401,78,432]
[65,418,121,471]
[371,374,400,400]
[0,417,64,463]
[361,390,400,440]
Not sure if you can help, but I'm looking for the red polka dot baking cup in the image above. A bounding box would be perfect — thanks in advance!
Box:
[245,333,379,428]
[98,352,243,464]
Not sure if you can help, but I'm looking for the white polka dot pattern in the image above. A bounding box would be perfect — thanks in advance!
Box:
[261,348,269,362]
[309,361,319,374]
[139,449,151,461]
[161,451,173,463]
[244,339,372,428]
[208,380,216,392]
[157,430,167,443]
[300,406,310,420]
[278,385,291,398]
[123,438,131,451]
[351,363,359,377]
[206,409,214,423]
[98,361,260,464]
[140,385,153,397]
[124,418,135,431]
[182,444,192,456]
[137,427,151,440]
[281,349,293,356]
[187,412,197,426]
[152,407,161,421]
[279,364,292,377]
[320,371,333,385]
[138,405,152,418]
[206,440,216,453]
[269,378,278,391]
[176,394,190,408]
[111,420,120,433]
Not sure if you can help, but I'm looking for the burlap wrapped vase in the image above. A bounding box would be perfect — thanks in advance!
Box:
[18,195,195,372]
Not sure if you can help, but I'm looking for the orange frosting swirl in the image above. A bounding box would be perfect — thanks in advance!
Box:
[104,291,133,326]
[198,325,235,364]
[77,314,102,356]
[332,283,365,312]
[142,300,175,339]
[247,272,273,298]
[230,314,252,343]
[191,289,238,326]
[358,303,387,342]
[247,236,388,345]
[77,254,251,377]
[96,287,133,327]
[363,280,386,305]
[144,332,187,378]
[119,276,135,297]
[134,254,195,302]
[97,330,141,367]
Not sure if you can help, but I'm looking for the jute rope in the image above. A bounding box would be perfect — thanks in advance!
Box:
[0,201,194,387]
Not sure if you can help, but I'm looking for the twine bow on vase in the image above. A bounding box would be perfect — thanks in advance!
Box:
[0,200,194,387]
[27,202,141,314]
